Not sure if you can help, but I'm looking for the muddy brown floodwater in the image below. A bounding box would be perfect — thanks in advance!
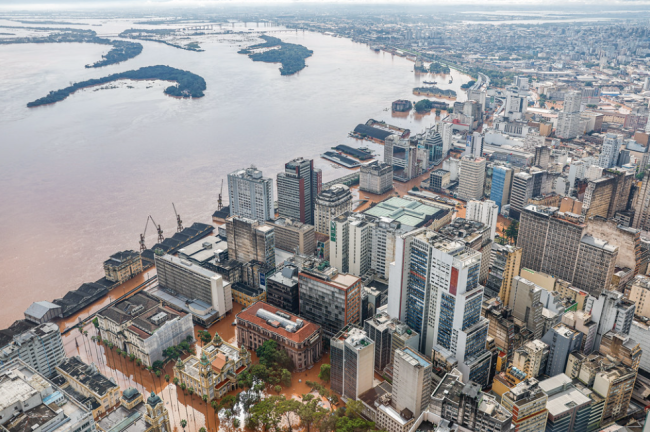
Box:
[61,294,336,432]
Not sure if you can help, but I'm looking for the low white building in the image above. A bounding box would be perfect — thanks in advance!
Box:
[466,200,499,240]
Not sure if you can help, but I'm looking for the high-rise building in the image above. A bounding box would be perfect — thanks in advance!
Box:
[298,268,362,338]
[392,347,432,418]
[509,276,544,339]
[541,323,584,376]
[225,216,275,269]
[599,331,642,371]
[633,166,650,231]
[539,374,594,432]
[534,145,551,169]
[509,171,548,220]
[490,166,514,212]
[360,161,393,195]
[227,166,274,222]
[561,311,598,355]
[429,244,492,387]
[464,131,484,159]
[572,236,617,297]
[314,184,353,234]
[512,340,549,379]
[441,121,454,155]
[265,266,300,315]
[154,254,233,325]
[466,200,499,240]
[330,212,371,277]
[424,130,445,165]
[505,86,528,121]
[270,218,316,255]
[330,326,375,400]
[0,359,97,432]
[363,312,393,374]
[501,379,548,432]
[431,369,513,432]
[626,275,650,318]
[556,91,583,139]
[438,218,493,285]
[518,205,587,283]
[585,290,635,349]
[277,157,321,225]
[0,322,64,377]
[484,244,522,302]
[597,134,623,169]
[458,157,486,201]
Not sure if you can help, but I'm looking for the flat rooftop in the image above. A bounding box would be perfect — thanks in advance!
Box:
[364,197,444,228]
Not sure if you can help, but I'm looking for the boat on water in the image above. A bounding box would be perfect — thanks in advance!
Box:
[449,79,453,84]
[423,81,437,85]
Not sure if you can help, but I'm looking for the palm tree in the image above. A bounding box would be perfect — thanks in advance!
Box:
[180,419,187,431]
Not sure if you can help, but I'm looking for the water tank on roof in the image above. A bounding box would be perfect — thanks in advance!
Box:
[256,309,303,333]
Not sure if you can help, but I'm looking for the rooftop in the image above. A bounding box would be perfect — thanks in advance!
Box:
[231,282,265,298]
[546,386,591,416]
[56,357,118,397]
[104,250,140,268]
[157,254,222,280]
[236,302,321,343]
[364,197,444,228]
[580,235,618,253]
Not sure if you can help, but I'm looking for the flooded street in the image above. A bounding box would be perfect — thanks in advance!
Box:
[61,297,336,432]
[0,18,472,326]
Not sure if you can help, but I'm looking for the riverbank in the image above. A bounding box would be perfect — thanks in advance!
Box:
[239,35,313,75]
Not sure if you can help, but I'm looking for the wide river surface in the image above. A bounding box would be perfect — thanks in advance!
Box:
[0,19,472,326]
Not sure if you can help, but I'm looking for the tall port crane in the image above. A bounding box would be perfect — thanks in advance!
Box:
[218,179,224,211]
[172,203,183,232]
[139,217,150,252]
[149,215,164,244]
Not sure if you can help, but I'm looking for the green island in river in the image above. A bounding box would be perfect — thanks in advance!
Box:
[0,27,142,68]
[413,86,457,99]
[27,65,206,107]
[238,35,312,75]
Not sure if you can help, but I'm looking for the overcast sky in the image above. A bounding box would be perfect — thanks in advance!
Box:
[0,0,647,11]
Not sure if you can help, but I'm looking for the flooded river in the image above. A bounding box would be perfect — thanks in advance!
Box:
[0,19,472,326]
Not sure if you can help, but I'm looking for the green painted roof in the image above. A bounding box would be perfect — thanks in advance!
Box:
[364,197,443,227]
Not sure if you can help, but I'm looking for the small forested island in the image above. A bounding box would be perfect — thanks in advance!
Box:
[413,86,457,98]
[238,35,313,76]
[119,29,204,52]
[429,62,451,74]
[27,65,206,107]
[461,80,477,90]
[0,27,142,68]
[414,99,449,113]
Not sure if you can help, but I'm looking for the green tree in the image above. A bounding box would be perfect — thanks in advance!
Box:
[248,396,282,431]
[92,317,99,329]
[199,428,206,432]
[318,364,330,383]
[280,369,292,387]
[277,398,301,432]
[297,396,328,432]
[345,400,365,418]
[198,330,212,346]
[505,220,519,244]
[180,419,187,430]
[233,418,241,429]
[335,416,379,432]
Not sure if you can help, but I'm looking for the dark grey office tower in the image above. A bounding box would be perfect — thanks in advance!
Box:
[266,266,300,315]
[277,157,322,225]
[363,313,392,373]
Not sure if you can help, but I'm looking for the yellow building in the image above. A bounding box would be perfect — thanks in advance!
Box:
[55,356,120,420]
[96,388,171,432]
[492,366,527,399]
[174,336,251,401]
[231,282,266,307]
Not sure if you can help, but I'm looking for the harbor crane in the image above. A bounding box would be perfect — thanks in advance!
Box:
[172,203,183,232]
[218,179,224,211]
[149,215,165,244]
[139,217,150,252]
